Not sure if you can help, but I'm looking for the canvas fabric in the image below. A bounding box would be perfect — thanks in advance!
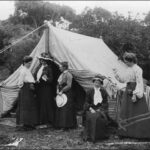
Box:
[0,23,127,116]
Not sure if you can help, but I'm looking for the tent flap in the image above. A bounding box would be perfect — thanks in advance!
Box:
[49,24,126,90]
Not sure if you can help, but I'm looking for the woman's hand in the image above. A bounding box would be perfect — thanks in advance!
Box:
[57,89,63,95]
[96,108,100,112]
[18,84,23,89]
[42,75,48,81]
[30,84,35,90]
[58,91,63,95]
[89,107,96,113]
[132,94,137,103]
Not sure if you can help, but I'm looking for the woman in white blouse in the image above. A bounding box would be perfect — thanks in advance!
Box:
[113,52,150,139]
[16,56,38,131]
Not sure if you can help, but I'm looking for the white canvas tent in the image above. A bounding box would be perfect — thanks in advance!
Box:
[0,21,127,116]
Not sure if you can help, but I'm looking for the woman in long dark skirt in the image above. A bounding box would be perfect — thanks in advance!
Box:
[82,75,110,142]
[55,61,77,130]
[113,52,150,139]
[36,52,54,127]
[16,56,38,131]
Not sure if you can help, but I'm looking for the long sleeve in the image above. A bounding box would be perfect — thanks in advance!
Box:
[41,66,53,83]
[46,67,53,83]
[36,65,44,82]
[113,69,127,83]
[17,67,25,87]
[101,89,108,111]
[61,72,72,93]
[84,90,92,111]
[34,64,41,81]
[18,66,35,87]
[133,67,144,98]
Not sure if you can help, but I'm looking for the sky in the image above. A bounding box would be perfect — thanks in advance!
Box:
[1,1,150,20]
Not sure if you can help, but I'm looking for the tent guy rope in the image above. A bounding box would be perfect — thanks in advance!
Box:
[0,24,45,54]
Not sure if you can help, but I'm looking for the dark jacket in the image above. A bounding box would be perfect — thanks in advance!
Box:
[40,65,53,84]
[35,65,53,84]
[84,87,108,112]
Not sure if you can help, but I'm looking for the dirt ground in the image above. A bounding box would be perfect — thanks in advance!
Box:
[0,118,150,149]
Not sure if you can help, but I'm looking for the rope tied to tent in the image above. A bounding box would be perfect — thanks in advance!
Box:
[0,24,46,54]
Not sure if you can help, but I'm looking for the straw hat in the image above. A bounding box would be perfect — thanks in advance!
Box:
[37,52,52,61]
[92,74,103,84]
[56,94,67,107]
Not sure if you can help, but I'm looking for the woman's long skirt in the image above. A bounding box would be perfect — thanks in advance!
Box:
[83,111,109,142]
[118,82,150,139]
[16,83,38,126]
[55,89,77,128]
[36,82,55,125]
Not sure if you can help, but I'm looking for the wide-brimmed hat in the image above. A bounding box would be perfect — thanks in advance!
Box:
[92,74,103,84]
[56,94,67,107]
[37,52,52,61]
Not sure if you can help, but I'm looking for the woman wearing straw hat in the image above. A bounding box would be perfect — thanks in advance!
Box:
[82,75,109,142]
[55,61,77,130]
[16,56,38,131]
[36,52,55,127]
[113,52,150,139]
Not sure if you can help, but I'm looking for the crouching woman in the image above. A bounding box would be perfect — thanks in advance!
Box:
[82,75,110,142]
[16,56,38,131]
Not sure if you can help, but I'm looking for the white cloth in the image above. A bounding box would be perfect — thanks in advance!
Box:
[94,87,103,105]
[36,65,44,82]
[114,64,144,98]
[18,65,35,87]
[56,93,67,107]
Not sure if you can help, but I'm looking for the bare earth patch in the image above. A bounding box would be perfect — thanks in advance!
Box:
[0,119,150,149]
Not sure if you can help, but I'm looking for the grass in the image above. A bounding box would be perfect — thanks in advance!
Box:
[0,119,150,149]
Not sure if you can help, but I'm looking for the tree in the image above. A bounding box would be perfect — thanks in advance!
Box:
[70,7,111,37]
[4,36,40,73]
[0,20,40,73]
[70,8,150,80]
[1,2,150,81]
[12,1,76,28]
[144,11,150,26]
[0,23,13,65]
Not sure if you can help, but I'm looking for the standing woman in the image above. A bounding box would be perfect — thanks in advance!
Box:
[36,53,54,127]
[113,52,150,139]
[16,56,38,130]
[55,62,77,130]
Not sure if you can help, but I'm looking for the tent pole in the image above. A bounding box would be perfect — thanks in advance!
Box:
[44,20,54,58]
[45,25,49,54]
[0,88,3,116]
[45,26,60,65]
[43,21,60,66]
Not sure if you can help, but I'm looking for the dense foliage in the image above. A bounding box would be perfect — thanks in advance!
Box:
[0,1,150,80]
